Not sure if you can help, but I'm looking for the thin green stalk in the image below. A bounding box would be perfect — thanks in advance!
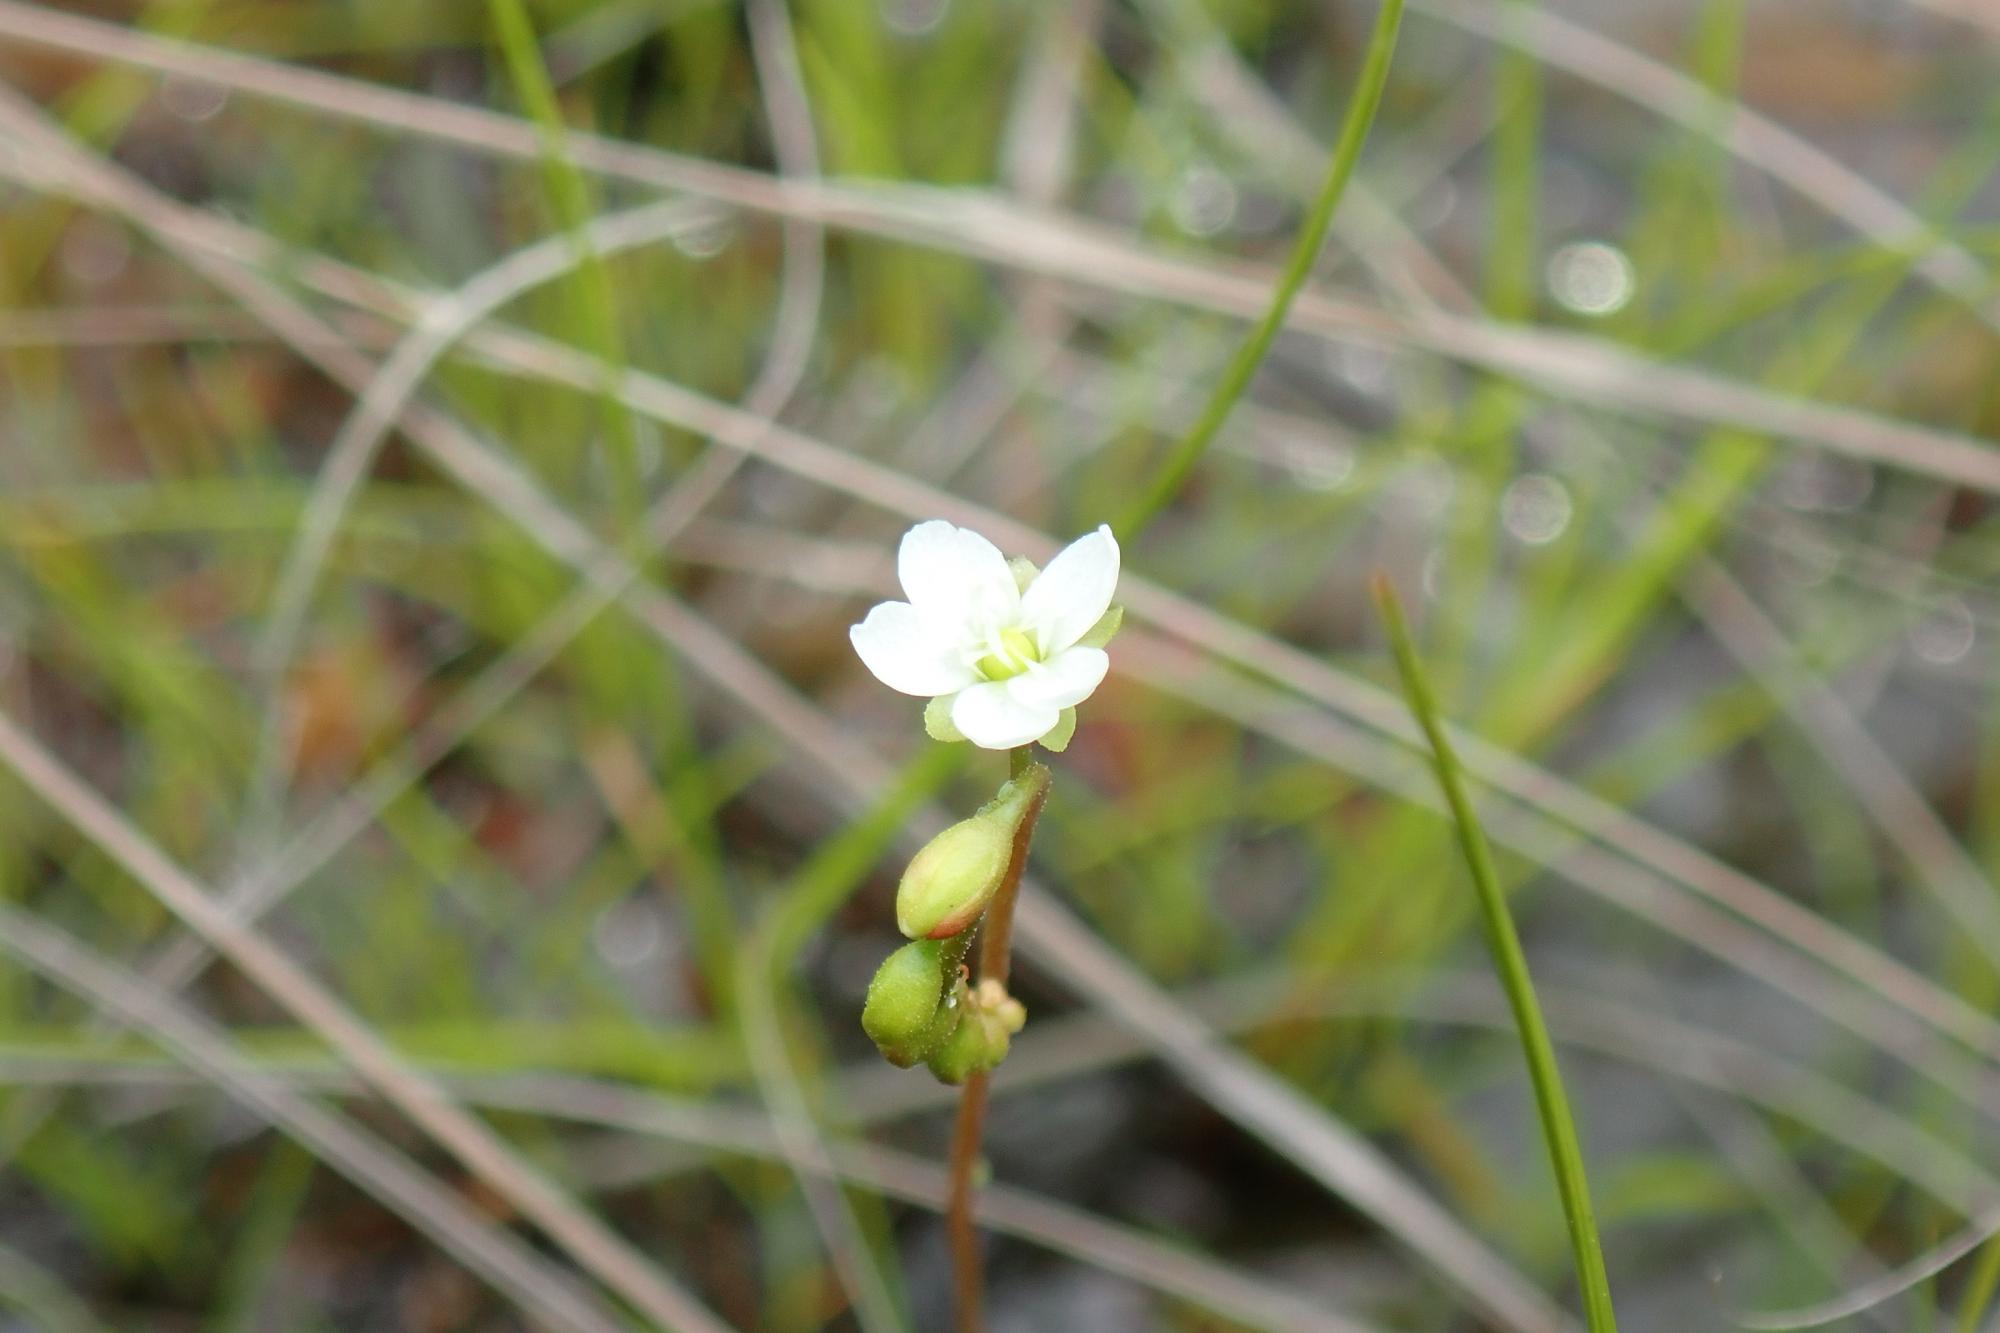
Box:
[1956,1233,2000,1333]
[1373,575,1618,1333]
[1113,0,1404,542]
[1485,0,1542,322]
[488,0,642,524]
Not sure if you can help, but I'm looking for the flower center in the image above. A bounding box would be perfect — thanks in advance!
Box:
[975,626,1041,682]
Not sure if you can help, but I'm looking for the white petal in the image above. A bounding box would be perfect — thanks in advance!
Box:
[951,680,1060,750]
[1004,647,1108,711]
[898,520,1019,627]
[1020,524,1119,654]
[849,602,977,697]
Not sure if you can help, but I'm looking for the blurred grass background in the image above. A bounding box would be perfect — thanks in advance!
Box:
[0,0,1998,1329]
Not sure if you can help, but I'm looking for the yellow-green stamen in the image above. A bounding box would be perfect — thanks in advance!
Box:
[975,627,1040,681]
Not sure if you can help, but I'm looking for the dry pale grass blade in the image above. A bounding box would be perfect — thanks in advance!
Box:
[425,334,2000,1070]
[715,5,902,1314]
[735,930,906,1333]
[1,79,892,1333]
[0,902,635,1333]
[0,305,270,347]
[994,0,1099,356]
[1672,1091,1897,1331]
[1131,0,1477,314]
[2,961,1981,1333]
[667,484,1991,1106]
[1899,0,2000,38]
[612,188,2000,495]
[1,5,1996,493]
[998,0,1099,211]
[0,1240,108,1333]
[824,966,1997,1221]
[1737,1206,2000,1331]
[657,503,2000,1115]
[116,444,744,1003]
[158,0,827,991]
[1683,563,2000,965]
[0,167,1556,1320]
[8,123,1994,504]
[475,1081,1383,1333]
[44,85,1970,1092]
[403,591,1572,1328]
[0,712,734,1333]
[1116,632,2000,1107]
[237,195,726,851]
[21,122,1937,1081]
[0,83,820,1320]
[818,1155,1373,1333]
[1410,0,1997,316]
[0,74,1957,1333]
[739,0,826,413]
[12,983,1983,1333]
[1002,891,1576,1333]
[247,461,1567,1327]
[656,456,1984,1096]
[0,1055,1375,1333]
[141,152,1983,1089]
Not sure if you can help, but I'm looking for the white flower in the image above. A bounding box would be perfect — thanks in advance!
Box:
[850,521,1121,750]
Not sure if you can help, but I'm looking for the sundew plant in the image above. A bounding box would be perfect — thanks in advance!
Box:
[0,1,1998,1332]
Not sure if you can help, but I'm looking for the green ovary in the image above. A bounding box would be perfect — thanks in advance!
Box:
[975,627,1041,681]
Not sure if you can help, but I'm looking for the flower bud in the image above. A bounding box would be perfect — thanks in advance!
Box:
[861,940,958,1067]
[972,978,1026,1035]
[923,981,1026,1085]
[895,765,1050,940]
[925,1003,1009,1085]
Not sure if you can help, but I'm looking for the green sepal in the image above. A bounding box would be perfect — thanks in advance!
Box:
[861,940,959,1067]
[1040,708,1077,753]
[1007,556,1039,594]
[924,1004,1010,1085]
[924,694,966,743]
[1078,604,1124,650]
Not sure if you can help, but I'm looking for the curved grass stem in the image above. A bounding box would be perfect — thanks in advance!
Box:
[1373,574,1620,1333]
[1113,0,1405,542]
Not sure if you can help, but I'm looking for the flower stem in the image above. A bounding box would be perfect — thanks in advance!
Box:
[945,744,1048,1333]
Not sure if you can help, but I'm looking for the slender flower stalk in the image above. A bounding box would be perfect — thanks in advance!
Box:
[943,744,1045,1333]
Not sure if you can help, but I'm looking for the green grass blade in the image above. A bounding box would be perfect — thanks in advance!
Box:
[1373,574,1619,1333]
[487,0,643,521]
[1113,0,1404,542]
[1956,1233,2000,1333]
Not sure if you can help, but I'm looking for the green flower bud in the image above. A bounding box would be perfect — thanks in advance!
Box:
[895,765,1050,940]
[925,1003,1008,1085]
[923,981,1025,1085]
[861,940,957,1067]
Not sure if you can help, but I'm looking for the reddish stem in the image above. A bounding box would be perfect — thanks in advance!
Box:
[944,750,1047,1333]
